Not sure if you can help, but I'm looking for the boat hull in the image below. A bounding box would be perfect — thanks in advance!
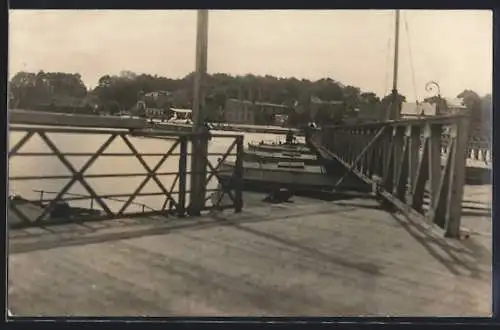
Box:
[247,143,316,156]
[243,151,322,166]
[218,161,372,194]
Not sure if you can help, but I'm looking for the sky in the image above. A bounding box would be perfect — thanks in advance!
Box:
[8,9,492,101]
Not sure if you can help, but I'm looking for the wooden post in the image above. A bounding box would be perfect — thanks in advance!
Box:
[383,128,396,192]
[392,126,406,192]
[234,135,244,213]
[407,124,421,203]
[178,136,187,217]
[444,114,470,238]
[427,123,442,220]
[412,137,429,213]
[395,130,410,201]
[189,10,209,215]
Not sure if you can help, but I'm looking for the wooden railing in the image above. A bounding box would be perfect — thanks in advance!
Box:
[9,124,243,228]
[307,114,473,238]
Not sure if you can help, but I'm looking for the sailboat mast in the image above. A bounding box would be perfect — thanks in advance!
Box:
[390,9,401,120]
[392,10,401,92]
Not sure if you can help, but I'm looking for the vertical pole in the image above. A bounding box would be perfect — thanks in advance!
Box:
[189,10,209,215]
[445,113,471,238]
[389,10,401,121]
[428,123,443,220]
[392,126,406,192]
[178,136,187,217]
[408,124,421,203]
[234,135,244,213]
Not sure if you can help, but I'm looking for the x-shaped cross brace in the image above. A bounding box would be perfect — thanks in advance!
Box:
[14,132,118,224]
[203,139,238,207]
[117,135,180,216]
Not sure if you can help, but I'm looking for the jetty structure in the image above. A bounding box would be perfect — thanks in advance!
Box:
[7,9,491,239]
[217,128,371,196]
[7,10,492,317]
[216,10,490,198]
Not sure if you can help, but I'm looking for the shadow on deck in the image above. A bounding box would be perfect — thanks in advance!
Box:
[8,193,491,317]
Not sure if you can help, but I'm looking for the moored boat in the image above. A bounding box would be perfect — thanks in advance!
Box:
[218,160,336,193]
[247,142,316,156]
[243,149,322,166]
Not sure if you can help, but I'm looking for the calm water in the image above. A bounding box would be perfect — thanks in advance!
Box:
[8,129,287,213]
[8,129,489,213]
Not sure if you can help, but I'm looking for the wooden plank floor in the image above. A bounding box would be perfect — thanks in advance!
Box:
[8,194,491,317]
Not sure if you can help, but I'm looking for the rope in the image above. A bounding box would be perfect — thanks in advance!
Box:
[404,12,418,103]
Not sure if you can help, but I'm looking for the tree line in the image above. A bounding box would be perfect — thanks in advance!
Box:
[8,70,492,130]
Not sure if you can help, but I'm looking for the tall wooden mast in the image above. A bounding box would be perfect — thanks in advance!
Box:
[389,9,401,120]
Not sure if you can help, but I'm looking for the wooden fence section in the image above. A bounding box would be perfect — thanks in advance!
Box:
[308,115,473,238]
[9,125,243,228]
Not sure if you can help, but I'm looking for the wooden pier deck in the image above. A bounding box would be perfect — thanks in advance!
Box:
[8,193,491,317]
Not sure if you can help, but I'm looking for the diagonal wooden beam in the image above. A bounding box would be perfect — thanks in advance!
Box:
[334,126,386,188]
[204,139,237,186]
[161,173,180,211]
[205,158,236,205]
[9,131,34,158]
[117,135,179,215]
[34,132,116,222]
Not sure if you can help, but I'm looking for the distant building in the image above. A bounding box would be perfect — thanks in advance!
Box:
[145,107,165,118]
[135,100,166,118]
[400,98,468,119]
[133,90,172,119]
[224,99,290,125]
[353,96,469,124]
[400,102,437,118]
